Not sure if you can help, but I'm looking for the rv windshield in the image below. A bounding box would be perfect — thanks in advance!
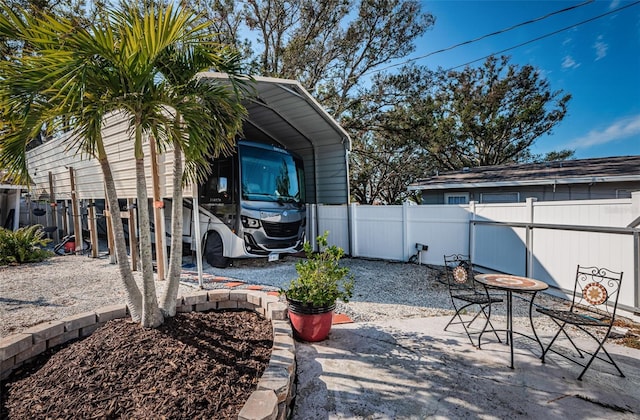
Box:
[240,144,304,204]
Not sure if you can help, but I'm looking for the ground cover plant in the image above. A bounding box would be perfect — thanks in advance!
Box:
[0,225,52,266]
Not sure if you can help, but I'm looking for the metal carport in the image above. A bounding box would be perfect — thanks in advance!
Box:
[199,72,351,205]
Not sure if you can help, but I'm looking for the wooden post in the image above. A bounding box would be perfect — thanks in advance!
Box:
[48,172,59,243]
[149,136,166,280]
[104,208,116,264]
[61,200,69,237]
[69,167,82,255]
[128,198,138,271]
[103,185,116,263]
[88,199,98,258]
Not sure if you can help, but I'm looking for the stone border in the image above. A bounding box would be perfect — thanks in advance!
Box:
[0,290,295,420]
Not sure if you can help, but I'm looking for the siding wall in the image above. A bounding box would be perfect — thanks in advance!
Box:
[422,181,640,204]
[26,112,182,200]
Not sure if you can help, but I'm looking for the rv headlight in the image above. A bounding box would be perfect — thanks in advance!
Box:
[241,216,261,229]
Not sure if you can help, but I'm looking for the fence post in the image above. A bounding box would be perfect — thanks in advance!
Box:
[402,202,409,261]
[633,192,640,311]
[469,201,476,262]
[349,203,357,257]
[526,197,537,278]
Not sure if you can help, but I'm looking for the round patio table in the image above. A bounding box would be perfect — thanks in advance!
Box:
[474,273,549,369]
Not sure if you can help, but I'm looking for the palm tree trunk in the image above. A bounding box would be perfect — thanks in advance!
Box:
[97,146,143,322]
[160,140,185,317]
[135,125,163,328]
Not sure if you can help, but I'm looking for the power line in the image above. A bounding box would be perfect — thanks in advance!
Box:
[447,0,640,71]
[368,0,596,76]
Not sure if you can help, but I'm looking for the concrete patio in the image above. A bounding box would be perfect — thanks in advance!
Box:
[291,316,640,419]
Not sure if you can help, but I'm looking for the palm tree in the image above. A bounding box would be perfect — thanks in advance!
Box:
[154,46,248,317]
[0,4,145,322]
[0,2,247,327]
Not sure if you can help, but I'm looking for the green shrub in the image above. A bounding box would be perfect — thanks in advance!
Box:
[281,231,354,306]
[0,225,54,265]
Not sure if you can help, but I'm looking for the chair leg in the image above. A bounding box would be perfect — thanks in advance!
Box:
[575,330,625,381]
[594,345,625,378]
[445,301,499,348]
[478,305,502,345]
[444,301,473,331]
[555,321,585,358]
[542,323,625,380]
[445,303,478,347]
[540,325,563,363]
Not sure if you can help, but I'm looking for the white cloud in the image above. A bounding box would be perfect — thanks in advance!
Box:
[593,35,608,60]
[609,0,621,10]
[567,115,640,149]
[561,55,581,69]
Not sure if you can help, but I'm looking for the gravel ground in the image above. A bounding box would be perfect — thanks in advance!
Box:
[1,254,571,338]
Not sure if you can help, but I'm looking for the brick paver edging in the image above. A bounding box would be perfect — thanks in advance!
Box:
[0,290,295,420]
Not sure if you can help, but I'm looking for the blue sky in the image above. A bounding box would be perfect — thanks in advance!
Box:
[399,0,640,159]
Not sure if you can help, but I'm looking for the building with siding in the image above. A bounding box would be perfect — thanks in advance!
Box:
[409,156,640,204]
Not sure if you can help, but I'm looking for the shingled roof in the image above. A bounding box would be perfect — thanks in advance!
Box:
[408,155,640,191]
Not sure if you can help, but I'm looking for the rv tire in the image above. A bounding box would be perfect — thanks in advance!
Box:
[204,231,228,268]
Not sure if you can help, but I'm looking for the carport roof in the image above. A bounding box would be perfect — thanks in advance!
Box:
[198,72,351,151]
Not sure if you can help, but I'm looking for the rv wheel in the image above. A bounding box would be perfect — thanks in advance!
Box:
[204,231,229,268]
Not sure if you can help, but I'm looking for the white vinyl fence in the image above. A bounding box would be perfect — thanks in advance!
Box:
[307,193,640,314]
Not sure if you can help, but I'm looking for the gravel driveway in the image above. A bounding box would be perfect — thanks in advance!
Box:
[1,254,571,339]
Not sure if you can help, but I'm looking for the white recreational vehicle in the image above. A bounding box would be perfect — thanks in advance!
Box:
[25,74,351,272]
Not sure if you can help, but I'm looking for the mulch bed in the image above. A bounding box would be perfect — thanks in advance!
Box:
[0,310,273,419]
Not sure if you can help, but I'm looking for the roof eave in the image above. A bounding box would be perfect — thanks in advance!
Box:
[408,174,640,191]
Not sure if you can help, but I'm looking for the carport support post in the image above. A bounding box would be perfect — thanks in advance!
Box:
[192,185,204,289]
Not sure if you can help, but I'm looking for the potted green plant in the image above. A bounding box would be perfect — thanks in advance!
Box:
[280,231,354,341]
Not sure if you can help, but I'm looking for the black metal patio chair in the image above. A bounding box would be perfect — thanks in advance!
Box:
[536,265,625,380]
[443,254,503,347]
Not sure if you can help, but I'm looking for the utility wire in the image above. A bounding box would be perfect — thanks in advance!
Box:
[447,0,640,71]
[367,0,596,76]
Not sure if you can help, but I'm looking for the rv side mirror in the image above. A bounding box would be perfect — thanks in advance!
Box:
[218,177,228,194]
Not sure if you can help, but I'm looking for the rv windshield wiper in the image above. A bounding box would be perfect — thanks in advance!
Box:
[276,195,298,204]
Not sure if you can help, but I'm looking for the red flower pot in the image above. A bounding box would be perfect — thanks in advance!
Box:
[287,299,335,342]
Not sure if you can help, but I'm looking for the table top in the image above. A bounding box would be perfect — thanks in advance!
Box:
[474,274,549,292]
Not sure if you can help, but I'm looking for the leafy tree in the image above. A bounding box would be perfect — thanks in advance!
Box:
[344,66,434,204]
[187,0,434,116]
[348,57,573,202]
[417,56,572,170]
